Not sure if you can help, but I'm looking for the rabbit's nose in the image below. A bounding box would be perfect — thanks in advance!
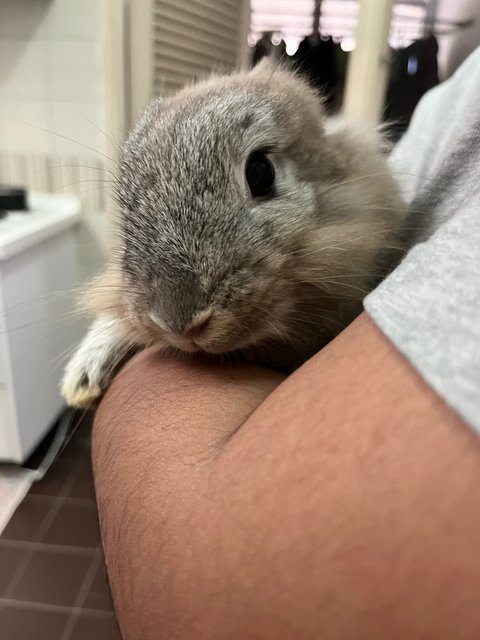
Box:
[184,309,214,338]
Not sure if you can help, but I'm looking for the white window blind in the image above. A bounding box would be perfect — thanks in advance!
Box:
[152,0,247,96]
[249,0,429,53]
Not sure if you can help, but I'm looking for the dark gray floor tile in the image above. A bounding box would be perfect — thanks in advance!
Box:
[69,612,122,640]
[0,603,70,640]
[82,562,113,611]
[41,500,100,548]
[0,544,28,596]
[1,496,55,542]
[29,458,78,498]
[68,462,96,501]
[10,547,94,607]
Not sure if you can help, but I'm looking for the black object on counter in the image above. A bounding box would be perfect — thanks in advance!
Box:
[0,186,28,211]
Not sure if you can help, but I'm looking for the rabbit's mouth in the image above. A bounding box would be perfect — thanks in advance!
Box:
[143,283,294,357]
[166,331,249,356]
[151,307,244,355]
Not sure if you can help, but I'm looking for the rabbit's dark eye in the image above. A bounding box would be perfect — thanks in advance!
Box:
[246,151,275,198]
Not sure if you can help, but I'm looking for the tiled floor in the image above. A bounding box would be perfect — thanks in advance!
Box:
[0,413,122,640]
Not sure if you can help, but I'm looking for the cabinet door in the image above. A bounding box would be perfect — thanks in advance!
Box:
[1,228,82,462]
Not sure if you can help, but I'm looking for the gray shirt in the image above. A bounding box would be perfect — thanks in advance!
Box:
[364,46,480,433]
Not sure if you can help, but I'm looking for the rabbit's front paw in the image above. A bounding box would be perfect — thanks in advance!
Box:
[61,317,129,408]
[61,354,104,408]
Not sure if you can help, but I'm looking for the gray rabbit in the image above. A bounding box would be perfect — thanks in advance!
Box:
[62,59,407,407]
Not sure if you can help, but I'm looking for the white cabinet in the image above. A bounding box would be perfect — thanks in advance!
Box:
[0,193,82,463]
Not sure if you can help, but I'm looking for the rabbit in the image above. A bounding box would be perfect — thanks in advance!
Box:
[62,58,408,408]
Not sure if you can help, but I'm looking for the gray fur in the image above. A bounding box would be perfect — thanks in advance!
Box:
[62,60,407,407]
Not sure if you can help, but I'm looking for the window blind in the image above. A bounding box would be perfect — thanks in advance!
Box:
[152,0,246,96]
[249,0,429,52]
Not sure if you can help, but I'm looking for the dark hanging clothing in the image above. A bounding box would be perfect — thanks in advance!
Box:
[332,42,350,111]
[253,33,286,66]
[384,35,439,141]
[292,35,336,108]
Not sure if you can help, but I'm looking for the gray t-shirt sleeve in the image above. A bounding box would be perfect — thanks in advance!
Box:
[364,47,480,433]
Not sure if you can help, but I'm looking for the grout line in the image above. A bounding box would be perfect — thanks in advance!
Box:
[3,458,84,598]
[7,493,96,507]
[60,554,104,640]
[76,555,103,609]
[0,538,102,556]
[27,495,98,507]
[2,502,58,599]
[0,597,115,618]
[6,493,60,505]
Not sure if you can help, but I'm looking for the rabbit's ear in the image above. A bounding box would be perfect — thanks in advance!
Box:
[249,56,281,79]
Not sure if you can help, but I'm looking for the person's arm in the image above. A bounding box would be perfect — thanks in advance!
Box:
[93,312,480,640]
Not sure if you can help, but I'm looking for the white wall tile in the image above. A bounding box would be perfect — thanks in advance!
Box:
[0,0,109,218]
[0,152,52,191]
[48,41,102,102]
[48,154,107,211]
[0,150,108,212]
[0,40,49,100]
[44,0,101,41]
[50,102,107,156]
[0,0,102,42]
[0,0,50,40]
[0,99,51,154]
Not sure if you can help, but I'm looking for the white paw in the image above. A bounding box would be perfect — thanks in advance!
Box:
[61,345,108,408]
[61,316,127,408]
[61,362,103,408]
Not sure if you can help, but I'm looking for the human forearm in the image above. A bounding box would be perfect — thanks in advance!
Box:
[93,314,480,640]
